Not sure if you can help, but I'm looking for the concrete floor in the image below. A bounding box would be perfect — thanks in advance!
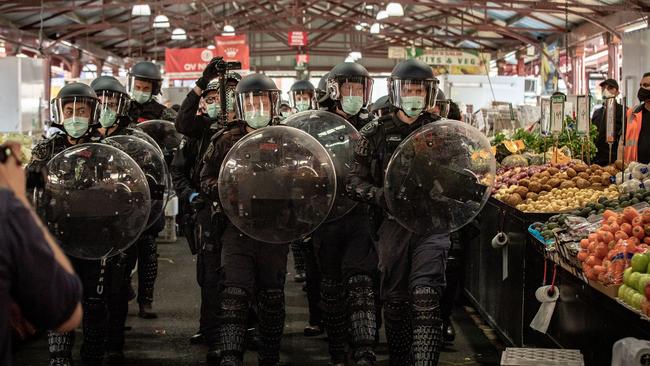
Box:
[14,238,500,365]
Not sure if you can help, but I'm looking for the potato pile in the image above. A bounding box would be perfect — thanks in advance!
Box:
[493,162,621,212]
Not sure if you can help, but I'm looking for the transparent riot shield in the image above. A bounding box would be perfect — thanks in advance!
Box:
[284,110,360,221]
[384,119,496,235]
[217,126,336,244]
[41,143,151,259]
[105,135,168,229]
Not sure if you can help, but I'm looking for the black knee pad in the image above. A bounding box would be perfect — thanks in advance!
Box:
[384,301,413,365]
[411,286,443,365]
[257,289,286,364]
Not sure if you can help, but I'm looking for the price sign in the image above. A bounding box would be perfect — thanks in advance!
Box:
[540,98,551,136]
[550,94,566,135]
[576,95,590,136]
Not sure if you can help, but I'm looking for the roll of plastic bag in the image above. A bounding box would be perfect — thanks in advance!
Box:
[611,337,650,366]
[530,285,560,334]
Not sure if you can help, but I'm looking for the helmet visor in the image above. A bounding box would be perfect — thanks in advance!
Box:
[51,96,99,125]
[328,75,373,106]
[236,91,280,126]
[389,79,439,117]
[97,90,130,117]
[290,90,316,111]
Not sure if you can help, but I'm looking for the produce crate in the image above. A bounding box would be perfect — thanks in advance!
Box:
[589,280,621,298]
[500,347,584,366]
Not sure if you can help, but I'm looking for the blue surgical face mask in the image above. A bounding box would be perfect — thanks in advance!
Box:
[99,108,118,128]
[341,95,363,115]
[206,103,221,119]
[244,110,271,129]
[401,95,425,117]
[63,116,90,138]
[131,90,151,104]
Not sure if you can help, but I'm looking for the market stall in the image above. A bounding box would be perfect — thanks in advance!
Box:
[464,102,650,364]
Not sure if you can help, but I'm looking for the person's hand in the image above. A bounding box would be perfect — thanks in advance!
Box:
[196,57,224,90]
[0,142,26,199]
[9,302,36,340]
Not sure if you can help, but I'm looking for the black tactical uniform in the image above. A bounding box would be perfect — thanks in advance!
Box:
[347,59,449,365]
[200,74,288,366]
[314,62,379,365]
[126,61,178,319]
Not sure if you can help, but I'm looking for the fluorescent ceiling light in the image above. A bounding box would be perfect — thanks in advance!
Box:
[345,56,356,63]
[355,24,363,31]
[625,22,648,33]
[223,24,235,33]
[370,23,381,34]
[171,28,187,40]
[349,51,362,60]
[376,10,388,20]
[132,4,151,16]
[153,14,170,28]
[365,4,374,10]
[386,3,404,17]
[207,44,215,50]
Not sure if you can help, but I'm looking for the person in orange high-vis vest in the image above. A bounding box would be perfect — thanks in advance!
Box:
[623,72,650,163]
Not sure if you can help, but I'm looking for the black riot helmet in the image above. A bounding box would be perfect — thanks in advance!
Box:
[234,73,281,129]
[327,63,373,106]
[51,82,100,138]
[91,76,131,128]
[370,95,391,117]
[289,80,317,112]
[127,61,163,97]
[316,72,330,103]
[388,59,439,118]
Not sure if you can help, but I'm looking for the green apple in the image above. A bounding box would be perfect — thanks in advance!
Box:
[618,284,629,298]
[632,253,649,273]
[624,267,634,286]
[633,293,645,310]
[630,272,643,290]
[637,274,650,292]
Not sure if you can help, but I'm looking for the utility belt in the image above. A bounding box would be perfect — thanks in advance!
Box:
[184,194,227,254]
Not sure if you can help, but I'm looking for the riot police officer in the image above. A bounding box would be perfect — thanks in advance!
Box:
[91,76,132,137]
[176,58,240,137]
[314,62,378,366]
[200,74,288,366]
[347,58,447,365]
[125,61,178,319]
[279,100,293,119]
[127,61,177,123]
[289,80,317,113]
[172,73,239,356]
[28,82,111,366]
[90,75,136,363]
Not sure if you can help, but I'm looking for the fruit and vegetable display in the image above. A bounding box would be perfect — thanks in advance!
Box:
[492,161,621,212]
[530,189,650,317]
[491,122,598,164]
[616,161,650,193]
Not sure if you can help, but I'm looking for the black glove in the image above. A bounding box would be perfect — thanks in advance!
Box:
[196,57,224,90]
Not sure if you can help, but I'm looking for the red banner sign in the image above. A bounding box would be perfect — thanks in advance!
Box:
[165,48,216,80]
[214,35,250,70]
[288,31,308,47]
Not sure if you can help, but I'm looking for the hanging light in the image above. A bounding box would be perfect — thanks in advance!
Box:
[376,10,388,20]
[171,28,187,40]
[132,4,151,16]
[355,24,363,31]
[370,23,381,34]
[223,24,235,33]
[365,4,374,10]
[153,14,170,28]
[207,44,215,50]
[349,51,362,60]
[345,56,356,63]
[386,2,404,17]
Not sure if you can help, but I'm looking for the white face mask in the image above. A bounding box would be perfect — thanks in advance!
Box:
[602,89,615,99]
